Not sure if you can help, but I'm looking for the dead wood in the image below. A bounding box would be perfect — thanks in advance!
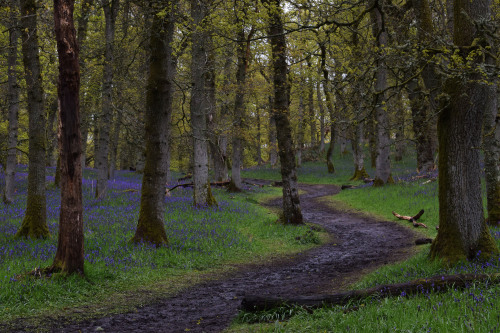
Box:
[166,181,230,195]
[341,184,357,190]
[240,273,500,312]
[392,209,427,228]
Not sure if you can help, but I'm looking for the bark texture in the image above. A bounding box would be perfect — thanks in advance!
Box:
[190,0,216,206]
[265,0,303,225]
[16,0,49,239]
[51,0,84,275]
[95,0,119,198]
[131,2,173,246]
[430,0,499,263]
[4,0,20,204]
[371,0,392,186]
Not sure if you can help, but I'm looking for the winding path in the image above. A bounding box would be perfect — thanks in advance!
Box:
[55,182,416,332]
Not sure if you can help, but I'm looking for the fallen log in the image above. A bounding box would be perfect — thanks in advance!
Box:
[341,184,357,190]
[165,181,230,195]
[240,273,500,312]
[392,209,427,228]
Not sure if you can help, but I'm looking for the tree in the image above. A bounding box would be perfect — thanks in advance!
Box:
[95,0,119,198]
[15,0,49,239]
[264,0,303,225]
[50,0,84,275]
[131,1,174,246]
[190,0,217,206]
[4,0,20,204]
[430,0,498,263]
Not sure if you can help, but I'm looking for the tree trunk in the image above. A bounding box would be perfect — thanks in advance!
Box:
[76,0,93,169]
[16,0,49,239]
[350,122,368,180]
[190,0,216,206]
[296,94,305,168]
[371,0,392,187]
[95,0,119,198]
[316,81,325,152]
[265,0,303,225]
[320,44,335,174]
[394,94,406,162]
[230,27,248,191]
[46,98,58,167]
[268,99,278,167]
[4,0,20,205]
[307,68,316,148]
[51,0,84,275]
[430,0,499,263]
[407,78,435,172]
[131,2,173,246]
[483,87,500,226]
[256,107,263,165]
[108,108,122,179]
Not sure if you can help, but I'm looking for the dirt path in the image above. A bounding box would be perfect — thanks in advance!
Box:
[44,182,416,332]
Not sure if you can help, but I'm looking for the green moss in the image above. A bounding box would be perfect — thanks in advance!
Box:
[350,167,368,181]
[476,224,499,260]
[227,179,242,193]
[206,182,218,207]
[15,194,49,239]
[327,160,335,173]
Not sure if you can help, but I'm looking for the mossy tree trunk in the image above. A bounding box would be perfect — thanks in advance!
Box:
[316,81,325,152]
[132,2,174,246]
[16,0,49,239]
[371,0,392,187]
[430,0,499,263]
[483,88,500,226]
[190,0,216,206]
[350,122,368,181]
[268,113,278,167]
[51,0,84,275]
[4,0,20,205]
[95,0,119,198]
[266,0,303,225]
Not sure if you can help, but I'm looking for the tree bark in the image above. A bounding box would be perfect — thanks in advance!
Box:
[95,0,119,198]
[320,44,335,174]
[230,27,248,191]
[296,94,305,168]
[268,111,278,167]
[407,78,435,172]
[190,0,216,206]
[371,0,392,186]
[265,0,303,225]
[131,1,173,246]
[241,274,500,311]
[4,0,20,204]
[430,0,499,263]
[77,0,94,169]
[51,0,84,275]
[16,0,49,239]
[316,81,325,152]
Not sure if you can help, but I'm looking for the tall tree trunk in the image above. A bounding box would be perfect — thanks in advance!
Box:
[268,109,278,167]
[95,0,119,198]
[350,121,368,180]
[320,44,335,173]
[483,83,500,226]
[51,0,84,275]
[230,27,248,191]
[265,0,303,225]
[296,94,305,168]
[394,93,406,162]
[371,0,392,186]
[256,107,263,165]
[430,0,498,263]
[108,109,122,179]
[131,2,173,246]
[4,0,20,204]
[16,0,48,239]
[316,81,325,152]
[190,0,216,206]
[407,78,435,172]
[76,0,93,169]
[307,64,316,148]
[46,98,58,167]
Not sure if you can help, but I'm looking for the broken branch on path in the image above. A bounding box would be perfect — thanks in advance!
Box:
[392,209,427,228]
[165,181,230,195]
[240,273,500,312]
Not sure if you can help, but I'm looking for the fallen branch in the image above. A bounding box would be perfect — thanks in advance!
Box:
[165,181,230,195]
[341,184,357,190]
[240,273,500,312]
[392,209,427,228]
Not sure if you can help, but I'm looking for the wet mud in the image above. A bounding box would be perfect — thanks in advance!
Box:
[14,181,418,332]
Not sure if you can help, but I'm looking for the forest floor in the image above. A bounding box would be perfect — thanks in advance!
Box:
[17,180,418,332]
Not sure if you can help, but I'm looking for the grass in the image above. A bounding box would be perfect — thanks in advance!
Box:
[232,147,500,333]
[0,167,324,326]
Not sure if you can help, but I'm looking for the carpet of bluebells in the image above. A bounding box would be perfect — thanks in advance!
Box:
[0,167,282,316]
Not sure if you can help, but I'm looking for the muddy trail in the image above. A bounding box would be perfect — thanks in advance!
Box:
[22,181,417,332]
